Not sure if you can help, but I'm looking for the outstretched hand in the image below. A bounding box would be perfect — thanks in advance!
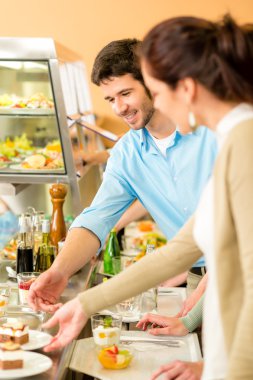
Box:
[28,267,68,313]
[136,313,189,336]
[42,297,88,352]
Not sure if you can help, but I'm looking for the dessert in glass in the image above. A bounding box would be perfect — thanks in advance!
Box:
[91,314,122,348]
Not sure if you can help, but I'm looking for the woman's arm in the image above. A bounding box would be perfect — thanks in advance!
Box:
[176,273,208,317]
[78,215,202,316]
[41,215,203,351]
[179,293,204,332]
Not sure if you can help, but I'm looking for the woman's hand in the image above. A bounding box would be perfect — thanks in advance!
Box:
[136,313,189,336]
[151,360,203,380]
[42,297,88,352]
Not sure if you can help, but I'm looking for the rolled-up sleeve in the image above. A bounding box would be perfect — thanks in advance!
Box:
[70,151,136,249]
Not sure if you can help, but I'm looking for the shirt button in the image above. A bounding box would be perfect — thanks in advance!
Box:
[173,176,177,181]
[183,207,188,212]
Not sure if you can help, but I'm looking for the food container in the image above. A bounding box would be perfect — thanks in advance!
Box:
[97,345,134,369]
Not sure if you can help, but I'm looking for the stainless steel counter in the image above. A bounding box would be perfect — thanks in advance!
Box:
[0,259,96,380]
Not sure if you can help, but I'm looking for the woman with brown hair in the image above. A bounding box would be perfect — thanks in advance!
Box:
[35,14,253,380]
[140,14,253,379]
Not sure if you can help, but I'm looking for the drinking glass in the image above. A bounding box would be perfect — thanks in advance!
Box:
[139,288,157,314]
[112,256,122,275]
[116,295,141,318]
[91,313,122,348]
[17,272,40,305]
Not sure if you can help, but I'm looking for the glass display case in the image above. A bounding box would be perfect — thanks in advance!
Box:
[0,60,64,174]
[0,38,101,214]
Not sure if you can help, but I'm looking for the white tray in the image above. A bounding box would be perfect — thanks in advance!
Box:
[69,331,202,380]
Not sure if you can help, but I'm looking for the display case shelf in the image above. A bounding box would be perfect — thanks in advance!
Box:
[0,108,55,116]
[0,37,102,215]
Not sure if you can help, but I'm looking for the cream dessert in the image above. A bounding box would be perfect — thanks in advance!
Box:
[0,342,23,369]
[0,322,29,344]
[93,325,121,347]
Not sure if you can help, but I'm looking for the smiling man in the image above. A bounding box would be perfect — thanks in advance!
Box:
[28,40,217,328]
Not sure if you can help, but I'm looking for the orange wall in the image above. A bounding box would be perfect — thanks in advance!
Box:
[1,0,253,124]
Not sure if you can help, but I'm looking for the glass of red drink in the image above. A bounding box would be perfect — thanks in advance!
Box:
[17,272,40,305]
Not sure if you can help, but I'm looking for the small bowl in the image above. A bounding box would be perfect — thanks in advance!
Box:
[97,345,134,370]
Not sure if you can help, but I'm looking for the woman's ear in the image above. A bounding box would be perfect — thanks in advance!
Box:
[177,77,197,105]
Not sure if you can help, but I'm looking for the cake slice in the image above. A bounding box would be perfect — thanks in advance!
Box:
[0,341,23,369]
[0,322,29,344]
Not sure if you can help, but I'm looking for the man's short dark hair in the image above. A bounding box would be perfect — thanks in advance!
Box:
[91,38,145,87]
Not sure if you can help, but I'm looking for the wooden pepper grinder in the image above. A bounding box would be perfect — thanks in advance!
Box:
[49,183,67,254]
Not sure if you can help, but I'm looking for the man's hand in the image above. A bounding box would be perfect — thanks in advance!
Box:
[136,313,189,336]
[151,360,203,380]
[28,267,68,312]
[42,297,88,352]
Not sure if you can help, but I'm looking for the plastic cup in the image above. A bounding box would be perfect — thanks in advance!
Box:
[139,288,157,314]
[17,272,40,305]
[116,295,141,318]
[91,313,122,348]
[112,257,122,275]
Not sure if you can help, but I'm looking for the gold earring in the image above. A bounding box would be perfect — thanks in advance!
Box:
[188,111,198,131]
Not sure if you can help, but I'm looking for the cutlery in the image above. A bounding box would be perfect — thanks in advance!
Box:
[120,340,180,348]
[120,336,181,347]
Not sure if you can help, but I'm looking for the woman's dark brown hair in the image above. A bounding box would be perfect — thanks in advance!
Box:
[141,14,253,103]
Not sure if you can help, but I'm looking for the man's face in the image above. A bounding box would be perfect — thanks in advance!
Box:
[100,74,154,130]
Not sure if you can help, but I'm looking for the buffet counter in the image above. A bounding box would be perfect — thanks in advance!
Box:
[0,259,96,380]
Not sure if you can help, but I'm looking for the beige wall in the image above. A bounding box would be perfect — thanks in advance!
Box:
[1,0,253,131]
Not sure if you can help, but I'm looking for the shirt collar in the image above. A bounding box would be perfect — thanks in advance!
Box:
[139,127,181,154]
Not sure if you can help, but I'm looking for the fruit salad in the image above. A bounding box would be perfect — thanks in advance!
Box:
[97,345,133,369]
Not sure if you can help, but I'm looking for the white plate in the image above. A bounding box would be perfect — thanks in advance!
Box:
[0,351,52,378]
[9,164,64,173]
[100,309,142,323]
[21,330,52,350]
[121,249,140,257]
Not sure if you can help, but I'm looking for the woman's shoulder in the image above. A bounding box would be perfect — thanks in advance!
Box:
[229,118,253,141]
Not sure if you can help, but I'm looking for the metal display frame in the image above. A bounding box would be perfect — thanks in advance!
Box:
[0,37,96,215]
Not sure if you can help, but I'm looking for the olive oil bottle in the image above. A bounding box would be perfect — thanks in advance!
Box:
[103,228,121,275]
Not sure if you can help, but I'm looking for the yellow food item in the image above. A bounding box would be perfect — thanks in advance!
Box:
[97,345,133,369]
[45,140,61,152]
[134,251,145,261]
[138,220,154,232]
[22,154,46,169]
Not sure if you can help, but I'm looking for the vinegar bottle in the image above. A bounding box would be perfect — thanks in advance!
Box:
[17,215,34,274]
[49,183,67,254]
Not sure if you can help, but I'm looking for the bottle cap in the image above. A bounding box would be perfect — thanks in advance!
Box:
[19,215,32,233]
[42,219,50,233]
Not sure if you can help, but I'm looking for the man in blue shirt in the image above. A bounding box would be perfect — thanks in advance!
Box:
[28,39,216,313]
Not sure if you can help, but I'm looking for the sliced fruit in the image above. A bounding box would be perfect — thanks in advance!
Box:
[138,220,154,232]
[97,345,133,369]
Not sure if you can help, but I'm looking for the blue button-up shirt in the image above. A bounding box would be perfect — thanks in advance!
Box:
[71,126,217,267]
